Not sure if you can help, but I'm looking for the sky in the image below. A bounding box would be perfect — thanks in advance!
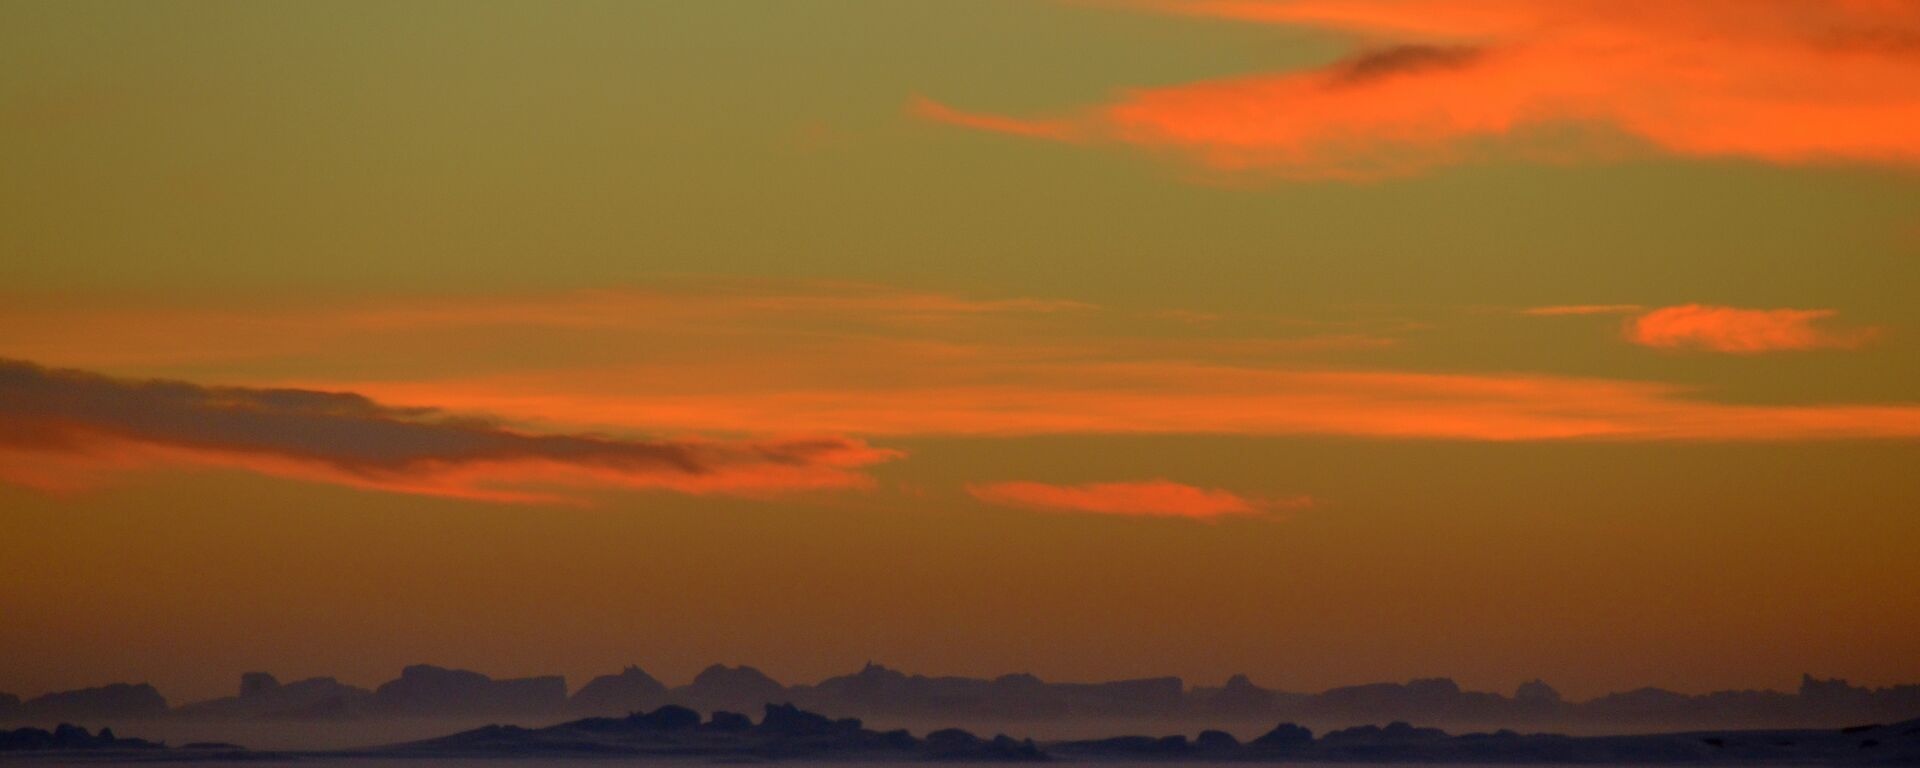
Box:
[2,0,1918,705]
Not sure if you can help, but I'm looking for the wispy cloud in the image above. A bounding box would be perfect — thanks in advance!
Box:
[1627,304,1879,353]
[333,362,1920,442]
[909,96,1079,141]
[0,280,1092,368]
[4,283,1913,470]
[0,359,898,504]
[1520,304,1644,317]
[968,479,1310,520]
[919,0,1920,179]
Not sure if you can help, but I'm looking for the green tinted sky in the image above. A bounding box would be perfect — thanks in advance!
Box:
[2,0,1917,703]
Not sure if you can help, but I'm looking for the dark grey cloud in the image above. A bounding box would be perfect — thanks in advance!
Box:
[1326,44,1485,86]
[0,358,893,500]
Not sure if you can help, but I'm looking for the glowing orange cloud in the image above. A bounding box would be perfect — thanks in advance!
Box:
[919,0,1920,178]
[968,479,1311,520]
[329,362,1920,443]
[5,284,1914,455]
[0,359,899,504]
[1628,304,1879,353]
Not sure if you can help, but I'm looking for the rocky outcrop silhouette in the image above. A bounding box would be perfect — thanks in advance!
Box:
[10,683,167,724]
[1515,678,1563,706]
[383,702,1046,760]
[795,662,1191,719]
[239,672,277,698]
[173,672,373,720]
[27,663,1920,734]
[1557,675,1920,730]
[1045,718,1920,764]
[1195,729,1241,751]
[371,664,567,717]
[919,728,1047,761]
[570,665,669,715]
[676,664,787,713]
[0,723,160,751]
[1250,721,1314,750]
[1320,720,1450,748]
[795,662,1036,717]
[1196,673,1293,715]
[11,711,1920,764]
[1583,685,1696,720]
[1056,733,1191,757]
[706,709,753,732]
[1303,677,1514,723]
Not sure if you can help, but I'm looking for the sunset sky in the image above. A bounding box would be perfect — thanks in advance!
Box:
[3,0,1918,705]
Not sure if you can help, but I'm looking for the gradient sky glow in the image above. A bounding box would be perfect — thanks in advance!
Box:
[2,0,1918,704]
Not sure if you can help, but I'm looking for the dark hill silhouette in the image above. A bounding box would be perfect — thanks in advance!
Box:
[358,711,1920,763]
[7,708,1920,764]
[173,672,371,721]
[569,665,668,714]
[1302,676,1545,723]
[1516,678,1563,704]
[9,683,166,724]
[784,662,1190,720]
[1196,673,1297,715]
[15,664,1920,734]
[371,664,566,717]
[676,664,787,713]
[1195,727,1241,752]
[0,723,161,752]
[376,702,1044,761]
[1251,720,1313,749]
[1047,717,1920,763]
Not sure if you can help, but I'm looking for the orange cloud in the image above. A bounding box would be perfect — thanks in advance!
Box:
[328,362,1920,443]
[968,479,1310,520]
[1628,304,1878,353]
[0,359,898,504]
[5,284,1914,453]
[920,0,1920,178]
[0,280,1090,369]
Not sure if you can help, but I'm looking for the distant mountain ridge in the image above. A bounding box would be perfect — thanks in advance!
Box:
[0,683,167,724]
[368,702,1046,761]
[6,663,1919,733]
[10,704,1920,765]
[376,705,1920,764]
